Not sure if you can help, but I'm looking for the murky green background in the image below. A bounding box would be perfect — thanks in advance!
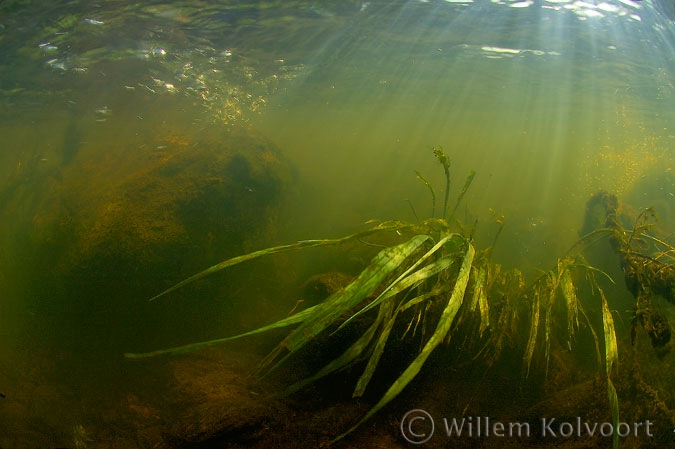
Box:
[1,0,674,447]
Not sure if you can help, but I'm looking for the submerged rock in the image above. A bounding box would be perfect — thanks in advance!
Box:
[301,271,353,305]
[28,125,294,294]
[2,123,296,363]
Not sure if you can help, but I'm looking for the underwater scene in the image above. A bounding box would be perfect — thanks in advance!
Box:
[1,0,675,447]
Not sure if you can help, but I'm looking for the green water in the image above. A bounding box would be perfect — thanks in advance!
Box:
[1,0,674,447]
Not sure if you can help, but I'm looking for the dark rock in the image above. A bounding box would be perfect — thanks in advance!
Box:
[37,126,293,292]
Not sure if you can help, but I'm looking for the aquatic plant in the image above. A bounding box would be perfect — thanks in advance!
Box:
[125,151,673,447]
[601,195,675,347]
[72,424,93,449]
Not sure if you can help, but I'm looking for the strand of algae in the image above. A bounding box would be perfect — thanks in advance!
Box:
[449,170,476,221]
[415,170,436,218]
[433,145,451,219]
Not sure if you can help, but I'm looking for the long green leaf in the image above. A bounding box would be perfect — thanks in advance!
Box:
[600,285,619,449]
[260,235,430,374]
[150,241,333,301]
[543,289,555,378]
[352,298,400,398]
[470,265,489,337]
[560,268,579,340]
[600,289,618,374]
[332,241,475,443]
[124,304,320,359]
[523,285,541,377]
[149,223,412,301]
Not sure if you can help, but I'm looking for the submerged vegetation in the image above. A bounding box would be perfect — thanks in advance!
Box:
[126,148,675,447]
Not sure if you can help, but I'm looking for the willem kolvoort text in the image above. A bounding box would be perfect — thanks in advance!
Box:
[443,416,654,438]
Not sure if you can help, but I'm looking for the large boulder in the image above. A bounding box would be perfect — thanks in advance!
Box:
[28,125,293,295]
[0,122,296,357]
